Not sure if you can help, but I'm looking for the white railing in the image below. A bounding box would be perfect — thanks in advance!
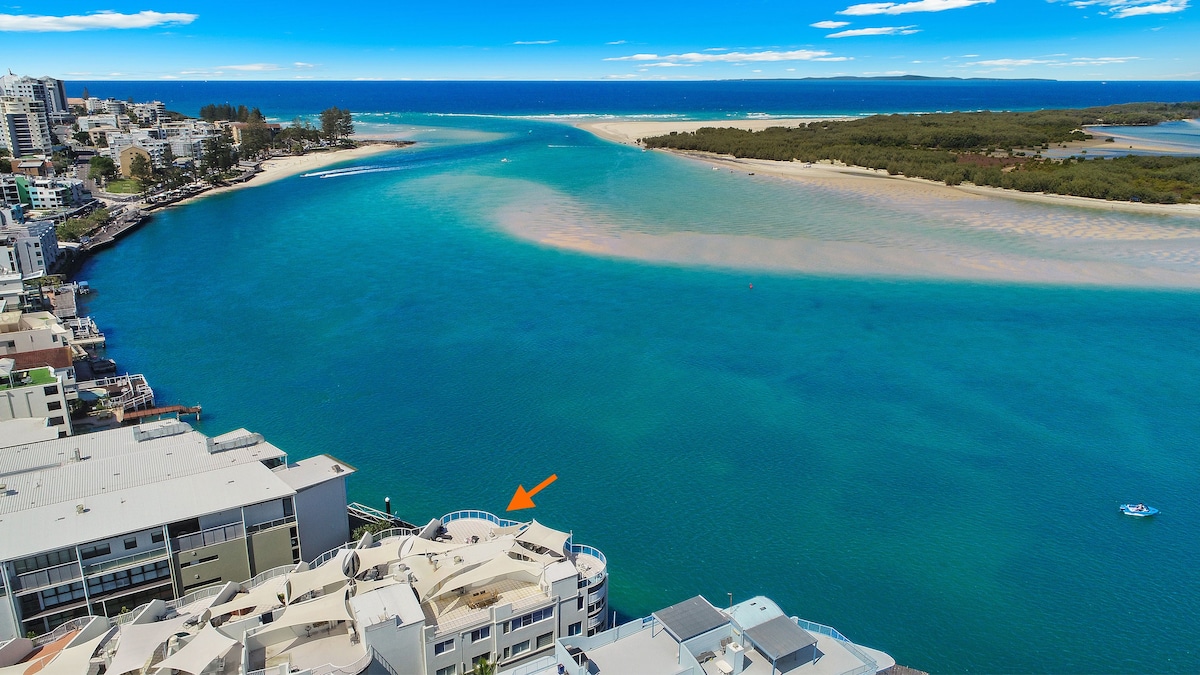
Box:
[32,616,92,646]
[246,565,296,589]
[793,618,877,675]
[570,544,607,586]
[165,584,225,610]
[246,515,296,535]
[440,510,519,528]
[174,522,244,552]
[305,649,372,675]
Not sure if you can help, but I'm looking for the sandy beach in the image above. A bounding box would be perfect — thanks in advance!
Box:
[170,143,401,207]
[575,119,1200,218]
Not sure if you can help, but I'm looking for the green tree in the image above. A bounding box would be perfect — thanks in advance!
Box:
[471,656,495,675]
[240,114,272,159]
[130,154,152,182]
[88,155,117,181]
[320,106,354,145]
[51,152,72,175]
[72,131,91,145]
[0,148,10,174]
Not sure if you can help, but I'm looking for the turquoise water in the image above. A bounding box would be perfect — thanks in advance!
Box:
[79,115,1200,673]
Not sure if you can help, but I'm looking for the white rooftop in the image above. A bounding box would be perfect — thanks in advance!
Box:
[0,421,298,560]
[0,417,58,448]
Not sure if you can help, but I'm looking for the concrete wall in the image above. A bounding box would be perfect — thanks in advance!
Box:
[292,477,349,563]
[247,524,296,575]
[173,537,251,595]
[0,371,69,436]
[364,618,424,675]
[243,499,287,528]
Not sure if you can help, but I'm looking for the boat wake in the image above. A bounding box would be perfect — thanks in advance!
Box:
[301,166,408,179]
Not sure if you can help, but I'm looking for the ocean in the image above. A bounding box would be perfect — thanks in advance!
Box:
[73,81,1200,673]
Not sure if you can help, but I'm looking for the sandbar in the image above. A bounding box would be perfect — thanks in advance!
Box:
[575,119,1200,218]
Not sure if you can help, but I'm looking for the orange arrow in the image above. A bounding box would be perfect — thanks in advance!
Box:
[507,474,558,511]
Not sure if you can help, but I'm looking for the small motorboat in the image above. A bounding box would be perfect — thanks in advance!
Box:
[1120,503,1159,517]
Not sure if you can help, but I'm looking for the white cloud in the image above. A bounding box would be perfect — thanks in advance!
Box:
[826,25,921,36]
[0,10,197,31]
[642,62,695,67]
[605,40,627,45]
[1051,0,1189,17]
[811,20,851,27]
[604,49,833,63]
[968,55,1141,66]
[218,63,282,71]
[513,39,557,45]
[839,0,993,15]
[293,62,316,68]
[814,56,855,61]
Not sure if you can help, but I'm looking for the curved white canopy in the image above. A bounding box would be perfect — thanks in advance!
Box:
[285,551,354,603]
[427,555,541,604]
[106,615,192,675]
[354,543,401,574]
[38,630,111,675]
[272,588,354,631]
[154,627,237,675]
[207,576,286,619]
[515,520,569,557]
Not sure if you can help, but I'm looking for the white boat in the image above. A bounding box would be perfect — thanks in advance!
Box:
[1120,503,1159,517]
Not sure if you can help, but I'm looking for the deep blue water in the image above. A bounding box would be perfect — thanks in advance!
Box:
[72,82,1200,674]
[72,79,1200,120]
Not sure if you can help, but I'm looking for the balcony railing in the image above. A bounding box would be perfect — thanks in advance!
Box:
[12,560,82,594]
[165,583,226,611]
[174,522,245,553]
[793,618,877,675]
[246,515,295,535]
[305,650,372,675]
[84,546,168,576]
[441,510,519,528]
[32,617,92,646]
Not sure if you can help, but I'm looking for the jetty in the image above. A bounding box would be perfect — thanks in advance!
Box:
[116,403,202,423]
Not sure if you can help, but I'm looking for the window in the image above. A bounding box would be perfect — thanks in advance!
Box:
[511,640,530,657]
[568,622,582,637]
[151,531,165,543]
[577,597,584,611]
[79,543,111,560]
[434,638,455,655]
[48,416,65,426]
[123,537,137,550]
[509,607,553,632]
[13,549,76,575]
[536,632,553,649]
[435,667,455,675]
[46,400,62,411]
[470,626,490,642]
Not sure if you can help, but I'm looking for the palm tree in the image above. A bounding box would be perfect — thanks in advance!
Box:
[472,656,496,675]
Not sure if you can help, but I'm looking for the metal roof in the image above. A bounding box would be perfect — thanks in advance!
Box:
[744,615,817,663]
[653,596,729,643]
[0,421,312,561]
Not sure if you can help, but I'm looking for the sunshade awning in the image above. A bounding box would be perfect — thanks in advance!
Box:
[106,614,192,675]
[515,520,570,556]
[153,627,238,675]
[653,596,729,643]
[285,551,354,603]
[271,588,354,631]
[427,555,541,603]
[207,576,286,618]
[354,543,401,573]
[38,630,111,675]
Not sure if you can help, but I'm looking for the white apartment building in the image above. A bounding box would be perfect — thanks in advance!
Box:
[0,420,356,639]
[77,114,122,132]
[131,101,167,126]
[105,131,169,169]
[0,218,62,277]
[0,96,53,157]
[85,97,127,116]
[541,594,896,675]
[25,178,85,210]
[0,363,71,436]
[0,508,608,675]
[0,74,66,115]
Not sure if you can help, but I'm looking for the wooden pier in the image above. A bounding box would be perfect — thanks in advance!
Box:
[117,404,202,423]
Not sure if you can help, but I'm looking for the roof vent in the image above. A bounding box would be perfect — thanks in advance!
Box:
[207,432,264,454]
[75,504,84,514]
[133,421,191,442]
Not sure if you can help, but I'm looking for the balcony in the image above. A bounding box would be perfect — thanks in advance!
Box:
[247,515,296,535]
[12,561,83,595]
[174,522,245,553]
[84,546,168,576]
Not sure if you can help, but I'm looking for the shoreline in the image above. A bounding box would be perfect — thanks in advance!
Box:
[169,142,403,208]
[574,119,1200,218]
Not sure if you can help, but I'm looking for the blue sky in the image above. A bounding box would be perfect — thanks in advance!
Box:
[1,0,1197,80]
